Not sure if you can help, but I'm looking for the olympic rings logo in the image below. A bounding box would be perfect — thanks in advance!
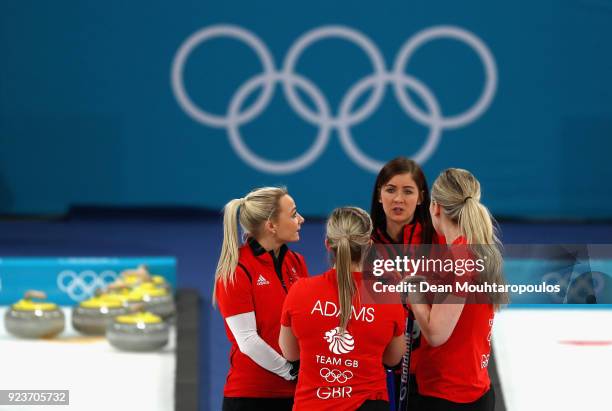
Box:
[171,24,497,174]
[57,270,117,301]
[319,368,354,383]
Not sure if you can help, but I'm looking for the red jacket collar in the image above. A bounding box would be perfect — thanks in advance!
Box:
[373,221,422,244]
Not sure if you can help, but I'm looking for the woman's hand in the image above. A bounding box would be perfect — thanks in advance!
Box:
[400,274,428,305]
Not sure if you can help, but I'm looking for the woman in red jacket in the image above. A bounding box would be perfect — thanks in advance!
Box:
[279,207,406,411]
[409,168,508,411]
[213,186,308,411]
[369,157,443,409]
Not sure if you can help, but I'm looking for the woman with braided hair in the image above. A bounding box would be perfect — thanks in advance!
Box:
[214,187,308,411]
[279,207,406,411]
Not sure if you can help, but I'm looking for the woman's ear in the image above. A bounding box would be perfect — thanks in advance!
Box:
[430,201,441,217]
[324,238,331,251]
[264,219,277,235]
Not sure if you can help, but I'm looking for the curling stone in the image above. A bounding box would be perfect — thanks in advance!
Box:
[5,291,65,338]
[150,275,172,293]
[129,284,175,320]
[106,311,169,352]
[120,265,172,292]
[72,295,129,335]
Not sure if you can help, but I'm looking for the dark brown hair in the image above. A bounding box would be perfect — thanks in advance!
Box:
[369,157,434,244]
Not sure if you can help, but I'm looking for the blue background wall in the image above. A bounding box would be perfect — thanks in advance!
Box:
[1,0,611,218]
[2,3,612,408]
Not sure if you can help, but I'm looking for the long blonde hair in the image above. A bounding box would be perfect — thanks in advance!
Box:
[326,207,373,332]
[212,186,288,306]
[431,169,509,307]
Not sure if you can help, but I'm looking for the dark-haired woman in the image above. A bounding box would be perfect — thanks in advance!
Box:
[369,157,444,409]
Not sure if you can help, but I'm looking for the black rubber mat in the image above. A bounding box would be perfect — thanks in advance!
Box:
[175,289,201,411]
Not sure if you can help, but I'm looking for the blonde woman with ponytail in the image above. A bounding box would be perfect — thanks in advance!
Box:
[214,187,308,411]
[409,168,508,411]
[279,207,406,411]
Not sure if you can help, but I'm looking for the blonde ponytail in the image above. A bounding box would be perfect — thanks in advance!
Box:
[212,198,243,306]
[336,237,356,332]
[212,187,288,306]
[459,198,494,245]
[326,207,373,332]
[431,169,509,308]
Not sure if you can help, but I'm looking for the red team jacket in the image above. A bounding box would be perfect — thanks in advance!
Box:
[281,269,405,410]
[215,238,308,398]
[371,221,445,374]
[415,235,494,403]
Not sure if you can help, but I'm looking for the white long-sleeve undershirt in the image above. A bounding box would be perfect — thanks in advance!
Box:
[225,311,294,381]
